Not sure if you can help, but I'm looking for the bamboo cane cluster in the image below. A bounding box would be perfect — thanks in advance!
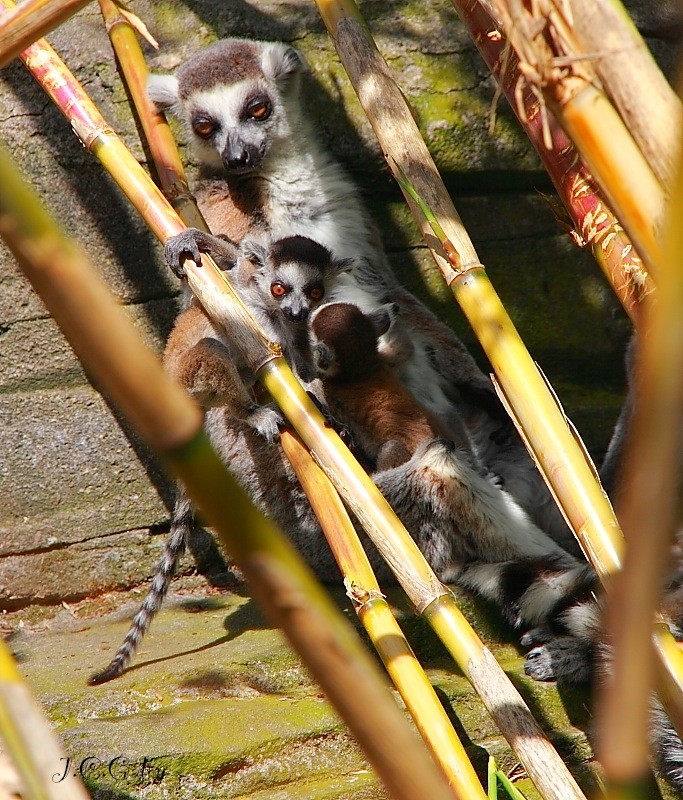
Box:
[0,1,682,799]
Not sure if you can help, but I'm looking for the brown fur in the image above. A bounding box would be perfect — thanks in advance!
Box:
[164,303,255,416]
[175,40,264,99]
[311,303,462,465]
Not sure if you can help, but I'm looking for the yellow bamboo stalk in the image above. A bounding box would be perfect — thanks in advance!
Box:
[0,140,462,800]
[594,114,683,792]
[0,640,92,800]
[313,0,683,743]
[280,431,486,800]
[0,0,90,66]
[6,16,590,796]
[565,0,681,190]
[486,0,665,278]
[97,0,206,230]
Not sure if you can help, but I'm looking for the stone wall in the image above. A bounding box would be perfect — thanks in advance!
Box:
[0,0,678,607]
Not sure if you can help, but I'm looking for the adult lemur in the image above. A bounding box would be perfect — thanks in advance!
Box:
[145,36,573,549]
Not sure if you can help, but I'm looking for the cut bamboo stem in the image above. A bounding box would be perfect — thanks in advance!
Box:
[0,639,91,800]
[280,431,486,799]
[485,0,665,278]
[452,0,654,327]
[313,0,683,745]
[594,123,683,791]
[565,0,681,190]
[0,141,460,800]
[0,0,90,66]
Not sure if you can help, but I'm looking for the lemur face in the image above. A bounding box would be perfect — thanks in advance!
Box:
[241,235,350,324]
[148,39,305,174]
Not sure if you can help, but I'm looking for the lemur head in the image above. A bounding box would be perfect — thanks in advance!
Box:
[148,38,306,174]
[237,235,352,324]
[309,302,398,381]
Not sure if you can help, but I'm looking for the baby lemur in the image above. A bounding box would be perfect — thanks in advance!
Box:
[88,234,345,685]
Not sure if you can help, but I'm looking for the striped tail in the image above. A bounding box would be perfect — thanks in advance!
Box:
[88,492,192,684]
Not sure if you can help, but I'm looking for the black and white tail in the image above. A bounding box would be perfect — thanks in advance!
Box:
[88,492,193,685]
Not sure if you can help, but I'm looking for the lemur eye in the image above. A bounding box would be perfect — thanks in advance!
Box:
[270,281,288,298]
[192,117,217,139]
[246,97,272,121]
[308,286,324,302]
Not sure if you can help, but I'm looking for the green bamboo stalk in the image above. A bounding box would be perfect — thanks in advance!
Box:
[0,640,92,800]
[281,431,486,798]
[451,0,654,328]
[594,103,683,795]
[0,139,460,800]
[313,0,683,744]
[0,0,91,66]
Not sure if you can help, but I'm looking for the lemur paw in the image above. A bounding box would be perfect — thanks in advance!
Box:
[164,228,205,279]
[524,636,592,683]
[246,403,286,443]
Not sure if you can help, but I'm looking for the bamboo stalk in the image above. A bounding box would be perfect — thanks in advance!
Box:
[594,118,683,793]
[97,0,207,230]
[0,0,90,66]
[565,0,681,190]
[452,0,654,327]
[280,431,486,800]
[485,0,665,278]
[0,141,461,800]
[6,16,590,796]
[0,639,92,800]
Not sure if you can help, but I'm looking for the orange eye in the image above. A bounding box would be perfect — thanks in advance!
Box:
[246,98,272,121]
[308,286,324,302]
[193,118,216,139]
[270,281,288,298]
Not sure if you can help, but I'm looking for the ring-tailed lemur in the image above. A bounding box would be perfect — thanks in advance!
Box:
[146,37,576,546]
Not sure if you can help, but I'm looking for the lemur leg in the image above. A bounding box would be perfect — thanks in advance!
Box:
[164,303,284,441]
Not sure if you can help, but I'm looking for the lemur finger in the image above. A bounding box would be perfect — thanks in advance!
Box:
[164,229,205,278]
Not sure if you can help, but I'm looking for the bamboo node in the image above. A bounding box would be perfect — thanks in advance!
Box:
[344,578,385,607]
[71,118,116,151]
[163,180,194,205]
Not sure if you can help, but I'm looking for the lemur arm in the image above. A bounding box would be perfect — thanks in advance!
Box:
[164,227,239,278]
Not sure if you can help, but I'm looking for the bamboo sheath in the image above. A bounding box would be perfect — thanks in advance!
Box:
[453,0,654,328]
[0,0,90,66]
[566,0,681,191]
[0,640,91,800]
[0,142,462,800]
[280,432,486,800]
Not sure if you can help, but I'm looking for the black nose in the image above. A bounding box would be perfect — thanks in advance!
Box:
[285,307,309,322]
[222,143,262,172]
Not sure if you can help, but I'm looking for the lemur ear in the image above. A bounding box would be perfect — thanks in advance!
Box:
[368,303,398,337]
[147,74,180,112]
[240,239,269,270]
[261,43,307,86]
